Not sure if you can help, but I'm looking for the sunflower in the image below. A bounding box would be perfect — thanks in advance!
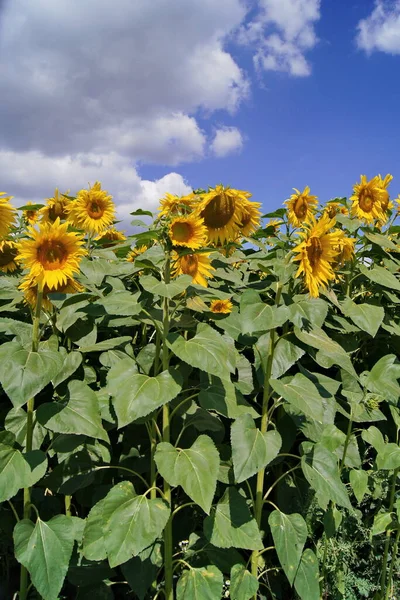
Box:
[0,192,16,237]
[333,235,355,267]
[292,214,345,298]
[16,218,86,289]
[23,202,40,226]
[126,245,148,262]
[66,182,115,234]
[169,214,207,249]
[238,199,262,237]
[210,299,233,314]
[194,185,250,244]
[20,275,84,312]
[377,174,393,213]
[0,240,19,273]
[39,189,70,223]
[323,202,348,219]
[158,192,194,217]
[171,251,214,287]
[95,227,126,246]
[284,187,318,227]
[350,175,387,224]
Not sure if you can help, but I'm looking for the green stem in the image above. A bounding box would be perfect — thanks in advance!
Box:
[251,283,282,596]
[19,287,43,600]
[380,467,399,597]
[65,495,72,517]
[385,523,400,600]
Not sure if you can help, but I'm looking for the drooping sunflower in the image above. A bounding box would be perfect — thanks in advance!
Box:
[193,185,250,244]
[16,218,86,289]
[20,275,84,312]
[95,227,126,246]
[0,240,19,273]
[126,245,148,262]
[350,175,387,224]
[323,202,348,219]
[333,235,355,268]
[0,192,16,237]
[66,182,115,234]
[169,214,208,249]
[158,192,195,217]
[171,251,214,287]
[292,214,345,298]
[210,299,233,314]
[39,189,70,223]
[284,186,318,227]
[23,202,40,226]
[238,199,262,237]
[377,174,393,213]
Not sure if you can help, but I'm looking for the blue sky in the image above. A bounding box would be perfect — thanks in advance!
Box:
[1,0,400,224]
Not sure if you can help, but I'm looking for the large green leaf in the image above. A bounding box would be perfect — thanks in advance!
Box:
[199,376,259,419]
[294,327,357,377]
[349,469,369,503]
[98,290,142,316]
[301,443,351,509]
[155,435,219,514]
[270,373,325,423]
[0,341,63,407]
[37,380,108,441]
[140,274,192,298]
[78,336,132,353]
[107,359,182,427]
[167,323,236,379]
[365,354,400,404]
[14,515,75,600]
[269,510,307,585]
[51,350,82,387]
[230,564,259,600]
[376,444,400,470]
[82,498,108,561]
[0,444,47,502]
[231,414,281,483]
[342,298,384,338]
[360,264,400,291]
[176,566,224,600]
[288,298,328,328]
[203,488,263,550]
[121,542,162,600]
[240,290,288,334]
[293,549,320,600]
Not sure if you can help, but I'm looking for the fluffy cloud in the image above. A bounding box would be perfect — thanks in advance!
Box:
[356,0,400,54]
[210,127,244,157]
[238,0,321,76]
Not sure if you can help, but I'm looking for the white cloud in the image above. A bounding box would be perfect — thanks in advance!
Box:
[238,0,321,76]
[356,0,400,55]
[211,127,244,157]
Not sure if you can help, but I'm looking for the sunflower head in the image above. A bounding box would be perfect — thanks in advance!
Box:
[158,192,195,217]
[238,199,262,237]
[16,218,86,290]
[23,202,40,226]
[20,275,84,312]
[171,250,214,287]
[194,185,251,244]
[0,240,19,273]
[39,189,70,223]
[284,186,318,227]
[350,175,387,224]
[126,245,148,262]
[168,214,207,249]
[377,174,394,213]
[0,192,16,238]
[324,202,348,219]
[333,235,355,267]
[210,299,233,314]
[66,182,115,234]
[95,227,126,246]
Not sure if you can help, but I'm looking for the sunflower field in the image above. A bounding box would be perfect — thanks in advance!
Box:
[0,176,399,600]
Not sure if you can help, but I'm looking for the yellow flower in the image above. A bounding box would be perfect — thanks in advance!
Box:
[333,235,356,267]
[20,275,84,312]
[284,187,318,227]
[171,251,214,287]
[0,192,16,237]
[67,182,115,233]
[95,227,126,246]
[238,199,262,237]
[292,214,345,298]
[350,175,387,224]
[169,214,208,249]
[267,219,283,230]
[16,218,86,290]
[324,202,348,219]
[23,202,40,226]
[194,185,250,244]
[0,240,19,273]
[158,192,194,217]
[126,245,148,262]
[39,189,70,223]
[377,174,393,213]
[210,299,233,314]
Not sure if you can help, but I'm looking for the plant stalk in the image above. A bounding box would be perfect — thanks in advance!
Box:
[380,467,399,598]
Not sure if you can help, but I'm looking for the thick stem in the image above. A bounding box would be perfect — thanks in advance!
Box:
[65,495,72,517]
[19,287,43,600]
[251,283,282,595]
[150,332,162,501]
[380,467,399,597]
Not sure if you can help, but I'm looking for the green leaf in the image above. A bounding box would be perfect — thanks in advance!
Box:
[14,515,75,600]
[0,443,47,502]
[78,336,132,353]
[364,231,399,250]
[51,350,82,387]
[301,443,351,509]
[140,274,193,298]
[167,323,236,380]
[231,414,281,483]
[230,564,259,600]
[203,488,263,550]
[199,376,259,419]
[155,435,219,514]
[121,542,163,600]
[99,291,142,316]
[107,360,182,427]
[37,380,108,441]
[360,263,400,291]
[293,549,320,600]
[271,337,305,379]
[376,444,400,470]
[361,426,385,453]
[82,498,108,561]
[176,565,224,600]
[294,327,357,377]
[349,470,369,503]
[0,342,63,407]
[270,373,325,423]
[342,298,384,338]
[372,512,393,536]
[240,290,288,334]
[130,208,153,217]
[268,510,307,585]
[365,355,400,404]
[288,298,328,328]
